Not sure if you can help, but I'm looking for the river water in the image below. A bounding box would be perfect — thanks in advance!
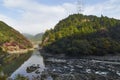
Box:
[10,50,45,79]
[9,50,120,80]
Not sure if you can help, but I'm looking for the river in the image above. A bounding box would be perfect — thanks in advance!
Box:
[10,50,45,79]
[9,50,120,80]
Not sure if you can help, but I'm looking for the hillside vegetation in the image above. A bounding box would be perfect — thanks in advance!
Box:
[0,21,33,52]
[41,14,120,56]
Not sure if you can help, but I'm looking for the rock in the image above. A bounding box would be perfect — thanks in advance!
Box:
[43,56,120,80]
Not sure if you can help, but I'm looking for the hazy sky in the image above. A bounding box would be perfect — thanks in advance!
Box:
[0,0,120,35]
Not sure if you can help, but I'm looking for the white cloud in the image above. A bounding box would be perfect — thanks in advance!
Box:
[1,0,120,34]
[84,0,120,19]
[3,0,76,34]
[3,0,30,8]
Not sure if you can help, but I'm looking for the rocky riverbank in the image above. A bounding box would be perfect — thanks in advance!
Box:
[40,52,120,80]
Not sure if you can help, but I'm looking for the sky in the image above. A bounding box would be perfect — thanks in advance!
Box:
[0,0,120,35]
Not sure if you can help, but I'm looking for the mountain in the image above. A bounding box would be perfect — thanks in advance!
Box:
[0,21,33,52]
[22,33,34,39]
[23,33,43,42]
[41,14,120,56]
[34,33,43,41]
[22,33,34,40]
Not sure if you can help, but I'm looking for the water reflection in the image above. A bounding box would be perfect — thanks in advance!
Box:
[10,50,45,79]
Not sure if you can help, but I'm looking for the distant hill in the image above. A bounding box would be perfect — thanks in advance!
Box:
[23,33,43,42]
[22,33,34,40]
[0,21,33,52]
[34,33,44,41]
[41,14,120,56]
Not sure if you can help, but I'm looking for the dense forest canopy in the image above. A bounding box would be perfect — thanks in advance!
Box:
[41,14,120,56]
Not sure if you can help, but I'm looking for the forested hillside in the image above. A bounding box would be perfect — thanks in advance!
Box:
[41,14,120,56]
[0,21,33,52]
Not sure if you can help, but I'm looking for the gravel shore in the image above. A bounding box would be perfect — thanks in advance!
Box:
[40,52,120,80]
